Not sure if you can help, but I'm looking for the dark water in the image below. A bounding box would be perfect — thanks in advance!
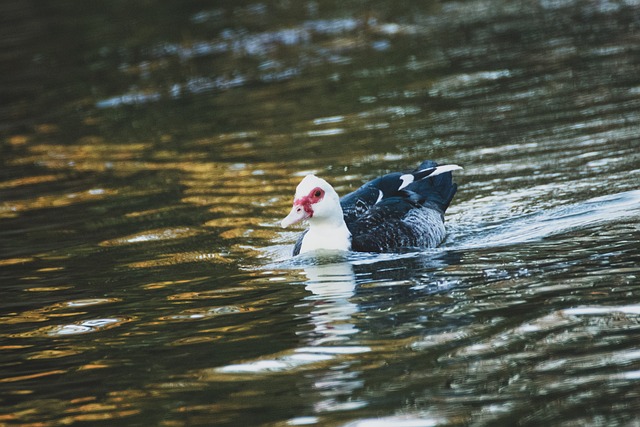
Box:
[2,0,640,425]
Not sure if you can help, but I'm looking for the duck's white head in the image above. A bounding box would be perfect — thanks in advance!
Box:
[281,174,343,228]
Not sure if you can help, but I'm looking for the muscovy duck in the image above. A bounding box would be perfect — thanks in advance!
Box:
[281,160,462,256]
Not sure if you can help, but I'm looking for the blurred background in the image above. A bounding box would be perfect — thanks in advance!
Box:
[1,0,639,425]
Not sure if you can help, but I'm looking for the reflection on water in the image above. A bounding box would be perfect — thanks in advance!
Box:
[216,261,367,379]
[1,0,640,425]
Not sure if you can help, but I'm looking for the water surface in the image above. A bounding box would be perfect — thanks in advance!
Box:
[1,0,640,425]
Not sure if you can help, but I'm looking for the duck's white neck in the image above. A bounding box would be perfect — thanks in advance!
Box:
[300,212,352,254]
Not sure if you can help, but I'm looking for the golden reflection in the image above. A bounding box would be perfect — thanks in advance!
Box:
[82,116,100,126]
[219,228,274,240]
[68,396,95,405]
[206,204,253,215]
[0,345,32,350]
[0,174,61,189]
[197,131,260,144]
[4,131,297,258]
[0,369,66,383]
[99,227,201,247]
[78,363,111,371]
[125,206,178,218]
[167,287,247,300]
[126,252,231,269]
[184,185,267,197]
[1,310,72,325]
[31,139,149,156]
[219,229,245,239]
[180,195,219,206]
[0,390,146,425]
[35,123,59,134]
[194,314,281,336]
[27,349,80,360]
[24,286,74,292]
[0,206,18,219]
[0,257,34,267]
[58,409,140,423]
[157,305,253,322]
[9,140,152,172]
[36,267,65,272]
[203,217,261,228]
[0,298,121,325]
[107,389,151,401]
[6,390,33,396]
[168,336,218,346]
[141,278,205,290]
[1,188,116,218]
[7,134,29,146]
[160,418,190,426]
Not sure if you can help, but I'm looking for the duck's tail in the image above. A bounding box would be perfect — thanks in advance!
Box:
[404,160,462,213]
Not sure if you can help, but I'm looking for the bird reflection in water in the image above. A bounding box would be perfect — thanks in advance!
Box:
[215,255,369,376]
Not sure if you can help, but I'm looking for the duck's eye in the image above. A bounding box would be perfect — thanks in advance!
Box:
[314,190,322,198]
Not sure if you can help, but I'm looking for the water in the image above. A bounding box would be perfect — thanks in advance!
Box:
[1,0,640,425]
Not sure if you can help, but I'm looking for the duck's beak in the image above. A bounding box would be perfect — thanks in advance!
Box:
[281,204,310,228]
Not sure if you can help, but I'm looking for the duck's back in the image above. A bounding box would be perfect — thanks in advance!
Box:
[341,160,459,253]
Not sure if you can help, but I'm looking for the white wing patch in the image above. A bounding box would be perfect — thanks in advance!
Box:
[428,164,463,177]
[398,174,414,190]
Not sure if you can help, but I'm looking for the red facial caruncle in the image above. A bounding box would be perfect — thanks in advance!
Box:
[281,179,327,229]
[293,187,325,218]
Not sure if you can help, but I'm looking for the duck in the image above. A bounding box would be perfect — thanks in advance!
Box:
[281,160,462,256]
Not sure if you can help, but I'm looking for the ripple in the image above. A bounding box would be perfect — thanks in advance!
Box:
[344,414,446,427]
[451,190,640,249]
[304,128,345,137]
[167,287,248,300]
[0,369,66,384]
[295,346,371,355]
[26,349,82,359]
[428,70,512,97]
[94,16,373,108]
[1,188,116,218]
[0,257,35,267]
[216,352,334,374]
[13,317,134,338]
[125,251,232,268]
[563,305,640,316]
[0,298,121,325]
[95,91,161,108]
[99,227,201,246]
[158,305,250,322]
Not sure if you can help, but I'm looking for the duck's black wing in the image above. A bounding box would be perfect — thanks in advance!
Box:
[347,192,447,253]
[340,160,458,224]
[344,160,460,253]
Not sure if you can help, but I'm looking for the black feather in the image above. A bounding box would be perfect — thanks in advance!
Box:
[292,229,308,256]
